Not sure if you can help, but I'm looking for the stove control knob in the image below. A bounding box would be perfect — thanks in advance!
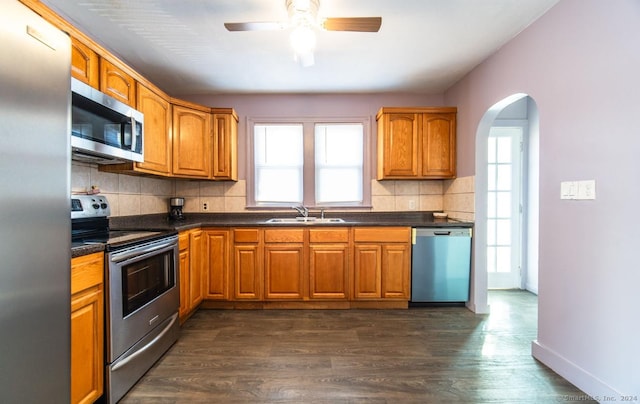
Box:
[100,203,108,209]
[92,203,100,210]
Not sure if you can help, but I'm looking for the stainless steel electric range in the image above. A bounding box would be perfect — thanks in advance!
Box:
[71,194,180,404]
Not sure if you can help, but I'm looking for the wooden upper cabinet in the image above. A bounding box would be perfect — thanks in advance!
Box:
[136,83,172,175]
[172,102,212,178]
[377,112,420,178]
[100,58,136,107]
[422,112,456,178]
[211,109,238,181]
[376,107,457,180]
[70,38,99,88]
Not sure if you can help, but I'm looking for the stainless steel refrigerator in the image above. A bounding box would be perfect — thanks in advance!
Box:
[0,1,71,402]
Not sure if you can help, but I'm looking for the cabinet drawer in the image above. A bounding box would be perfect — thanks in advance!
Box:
[178,232,190,250]
[234,228,260,243]
[353,227,410,243]
[264,228,304,243]
[71,252,104,295]
[309,228,349,243]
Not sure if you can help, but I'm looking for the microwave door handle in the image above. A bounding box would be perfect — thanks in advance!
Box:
[130,116,137,152]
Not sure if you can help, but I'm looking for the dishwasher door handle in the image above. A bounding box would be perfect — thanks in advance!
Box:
[433,231,452,236]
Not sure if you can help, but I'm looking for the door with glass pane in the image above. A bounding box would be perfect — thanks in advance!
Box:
[487,126,523,289]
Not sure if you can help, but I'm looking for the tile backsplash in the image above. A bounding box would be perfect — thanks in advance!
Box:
[72,162,175,216]
[443,176,475,221]
[72,162,475,218]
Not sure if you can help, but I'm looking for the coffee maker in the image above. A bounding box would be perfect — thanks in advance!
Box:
[169,197,185,220]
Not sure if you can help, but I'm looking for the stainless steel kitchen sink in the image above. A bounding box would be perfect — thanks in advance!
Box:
[265,217,346,224]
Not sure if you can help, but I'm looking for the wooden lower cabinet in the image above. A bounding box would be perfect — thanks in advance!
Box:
[188,229,205,308]
[186,226,410,310]
[70,252,104,404]
[353,244,382,299]
[178,229,205,321]
[309,228,350,300]
[204,229,229,300]
[178,232,191,320]
[353,227,411,300]
[264,228,305,300]
[233,229,262,300]
[381,244,411,298]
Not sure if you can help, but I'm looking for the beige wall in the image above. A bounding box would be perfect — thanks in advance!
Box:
[72,162,475,217]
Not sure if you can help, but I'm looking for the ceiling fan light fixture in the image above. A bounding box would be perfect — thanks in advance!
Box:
[290,24,316,55]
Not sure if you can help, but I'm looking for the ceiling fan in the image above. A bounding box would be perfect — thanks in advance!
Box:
[224,0,382,66]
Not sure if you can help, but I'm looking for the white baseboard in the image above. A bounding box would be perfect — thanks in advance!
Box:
[466,300,490,314]
[531,340,632,402]
[525,283,538,294]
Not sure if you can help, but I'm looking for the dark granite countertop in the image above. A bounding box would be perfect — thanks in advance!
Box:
[71,242,105,258]
[109,211,474,232]
[72,212,472,258]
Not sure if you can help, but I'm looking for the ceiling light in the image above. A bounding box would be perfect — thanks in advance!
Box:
[290,24,316,54]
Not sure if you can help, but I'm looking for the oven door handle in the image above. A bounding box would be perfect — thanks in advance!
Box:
[111,312,178,372]
[110,236,177,263]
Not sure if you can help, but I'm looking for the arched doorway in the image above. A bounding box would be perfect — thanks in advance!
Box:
[471,94,539,313]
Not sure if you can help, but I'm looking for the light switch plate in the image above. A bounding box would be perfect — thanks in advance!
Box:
[561,180,596,200]
[577,180,596,200]
[561,181,578,199]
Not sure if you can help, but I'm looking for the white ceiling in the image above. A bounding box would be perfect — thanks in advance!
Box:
[43,0,560,96]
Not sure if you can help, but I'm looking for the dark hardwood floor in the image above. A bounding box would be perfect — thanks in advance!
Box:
[121,291,594,403]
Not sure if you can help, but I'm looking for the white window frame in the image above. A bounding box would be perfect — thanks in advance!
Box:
[246,116,372,209]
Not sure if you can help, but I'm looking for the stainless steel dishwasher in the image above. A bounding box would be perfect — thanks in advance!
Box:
[411,228,472,303]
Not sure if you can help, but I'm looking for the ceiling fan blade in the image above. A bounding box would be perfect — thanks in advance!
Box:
[224,21,289,32]
[321,17,382,32]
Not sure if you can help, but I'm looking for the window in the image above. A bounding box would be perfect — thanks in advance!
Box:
[248,118,370,208]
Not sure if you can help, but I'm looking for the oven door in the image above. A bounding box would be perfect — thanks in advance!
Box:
[106,235,179,362]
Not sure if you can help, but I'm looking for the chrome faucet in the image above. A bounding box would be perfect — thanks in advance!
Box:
[293,204,309,218]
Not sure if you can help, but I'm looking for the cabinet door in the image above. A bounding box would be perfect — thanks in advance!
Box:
[70,252,103,404]
[99,58,136,107]
[178,233,190,320]
[422,113,456,178]
[70,38,98,88]
[309,244,349,300]
[172,105,211,178]
[204,230,229,300]
[377,113,419,178]
[381,244,411,299]
[211,111,238,180]
[264,244,305,300]
[71,286,103,404]
[136,83,172,175]
[353,244,382,299]
[189,230,204,308]
[234,244,262,300]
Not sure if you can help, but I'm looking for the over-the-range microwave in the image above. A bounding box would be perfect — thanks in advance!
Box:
[71,78,144,164]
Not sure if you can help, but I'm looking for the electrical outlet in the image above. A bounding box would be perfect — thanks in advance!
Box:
[408,200,416,210]
[202,200,209,211]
